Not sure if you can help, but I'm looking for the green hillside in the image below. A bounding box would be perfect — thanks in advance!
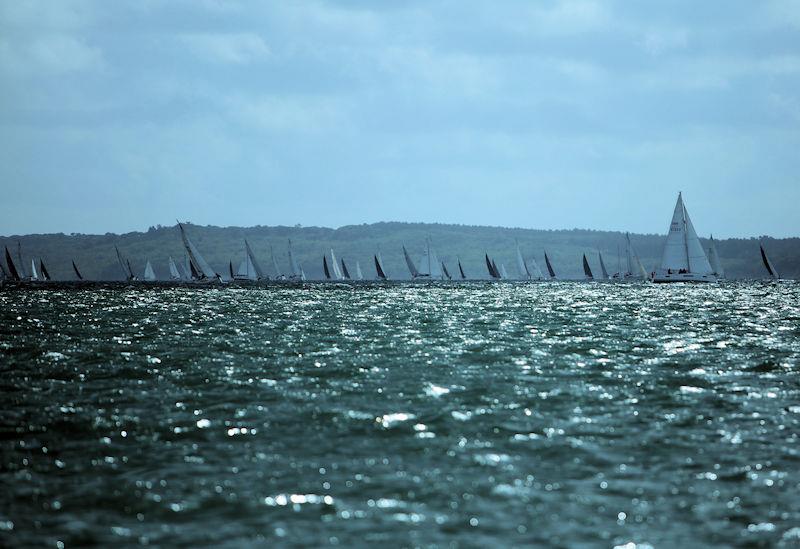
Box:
[1,222,797,280]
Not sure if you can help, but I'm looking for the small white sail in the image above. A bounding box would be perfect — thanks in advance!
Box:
[684,208,713,274]
[245,240,265,279]
[429,242,443,279]
[30,259,39,281]
[707,235,724,278]
[355,261,364,280]
[500,263,509,279]
[598,252,609,279]
[402,246,419,278]
[143,260,156,281]
[299,264,307,281]
[168,256,181,280]
[516,243,531,280]
[236,250,258,280]
[178,223,217,279]
[330,248,343,280]
[287,240,301,279]
[270,245,282,279]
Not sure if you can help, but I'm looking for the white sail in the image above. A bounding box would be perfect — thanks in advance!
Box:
[168,256,181,280]
[287,240,301,278]
[659,195,690,271]
[708,235,724,278]
[402,246,419,278]
[143,260,156,281]
[598,252,609,279]
[516,243,530,280]
[355,261,364,280]
[245,240,265,279]
[299,264,307,281]
[178,223,217,279]
[16,243,28,279]
[270,245,282,279]
[527,256,544,279]
[500,263,509,279]
[30,259,39,281]
[236,250,258,280]
[625,234,648,278]
[684,208,713,274]
[429,242,442,279]
[329,249,343,279]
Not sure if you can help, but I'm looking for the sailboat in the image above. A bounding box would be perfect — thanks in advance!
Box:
[177,222,219,282]
[403,245,420,278]
[760,241,779,280]
[457,257,467,279]
[299,264,307,281]
[287,240,302,280]
[72,260,84,280]
[516,242,531,280]
[652,193,716,283]
[228,260,235,280]
[341,258,352,279]
[499,263,509,279]
[441,262,452,280]
[4,246,21,280]
[168,256,182,280]
[417,238,442,279]
[582,254,594,280]
[30,259,39,281]
[707,235,724,279]
[323,255,332,279]
[355,261,364,280]
[143,260,156,281]
[16,243,28,280]
[485,254,500,279]
[544,251,557,279]
[270,245,284,280]
[598,252,609,280]
[234,242,259,281]
[330,249,344,280]
[115,246,136,281]
[624,233,648,280]
[374,253,388,280]
[39,259,51,281]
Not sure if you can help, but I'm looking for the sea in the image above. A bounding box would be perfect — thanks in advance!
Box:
[1,281,799,547]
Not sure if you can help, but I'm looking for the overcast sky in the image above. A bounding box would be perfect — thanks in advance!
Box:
[1,1,798,238]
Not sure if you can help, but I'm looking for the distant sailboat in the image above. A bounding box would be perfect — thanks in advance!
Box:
[168,256,182,280]
[653,193,716,283]
[72,260,84,280]
[544,251,557,279]
[229,260,235,280]
[323,255,332,279]
[625,233,648,280]
[235,242,259,281]
[330,249,344,280]
[516,242,531,280]
[270,245,284,280]
[341,258,352,279]
[707,235,724,279]
[355,261,364,280]
[442,262,452,280]
[287,240,302,280]
[457,257,467,279]
[403,245,420,278]
[499,263,509,279]
[39,259,51,281]
[115,246,136,281]
[16,242,28,279]
[415,238,442,279]
[178,222,219,281]
[598,252,609,280]
[485,254,500,279]
[760,241,779,280]
[582,254,594,280]
[4,246,21,280]
[143,260,156,281]
[30,259,39,281]
[374,253,388,280]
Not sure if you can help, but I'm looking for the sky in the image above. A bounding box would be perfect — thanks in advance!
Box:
[1,1,799,238]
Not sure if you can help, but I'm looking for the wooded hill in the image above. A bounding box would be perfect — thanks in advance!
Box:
[1,222,796,280]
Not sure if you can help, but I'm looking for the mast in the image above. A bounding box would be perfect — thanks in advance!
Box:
[72,260,83,280]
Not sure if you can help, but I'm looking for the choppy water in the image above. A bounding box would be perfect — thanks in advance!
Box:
[1,282,799,548]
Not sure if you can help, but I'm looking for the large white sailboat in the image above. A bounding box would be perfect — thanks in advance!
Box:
[178,222,219,282]
[653,193,717,283]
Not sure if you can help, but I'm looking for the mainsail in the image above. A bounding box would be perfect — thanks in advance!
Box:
[516,242,531,280]
[4,246,21,280]
[625,233,648,278]
[582,254,593,280]
[323,255,331,279]
[760,242,779,279]
[245,240,265,279]
[39,259,51,281]
[457,257,466,279]
[403,246,420,278]
[659,193,713,274]
[355,261,364,280]
[416,238,442,278]
[544,251,556,279]
[178,222,217,280]
[115,246,133,280]
[499,263,509,279]
[375,254,387,280]
[168,256,182,280]
[270,245,283,279]
[598,252,609,279]
[143,260,156,281]
[330,249,343,280]
[442,262,452,280]
[236,250,258,280]
[485,254,500,279]
[287,240,301,279]
[30,259,39,281]
[708,235,724,278]
[72,260,83,280]
[341,258,351,279]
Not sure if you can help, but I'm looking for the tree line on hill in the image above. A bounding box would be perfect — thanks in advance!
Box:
[1,222,797,281]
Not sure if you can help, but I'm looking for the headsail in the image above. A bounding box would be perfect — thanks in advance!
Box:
[39,259,51,281]
[374,254,387,280]
[16,242,27,279]
[499,263,509,279]
[229,260,235,280]
[323,255,331,279]
[330,249,343,280]
[270,245,283,279]
[760,242,779,279]
[485,254,500,279]
[4,246,21,280]
[169,256,182,280]
[516,242,531,280]
[341,258,351,279]
[544,251,556,279]
[143,260,156,281]
[582,254,593,280]
[708,235,724,278]
[178,222,217,280]
[72,260,83,280]
[355,261,364,280]
[626,233,649,278]
[115,246,133,281]
[403,246,420,278]
[30,259,39,281]
[528,256,545,280]
[245,240,265,280]
[299,264,307,281]
[598,252,609,279]
[442,262,452,280]
[493,260,503,279]
[457,257,466,279]
[287,240,301,279]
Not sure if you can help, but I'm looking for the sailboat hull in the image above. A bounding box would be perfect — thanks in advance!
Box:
[652,272,717,283]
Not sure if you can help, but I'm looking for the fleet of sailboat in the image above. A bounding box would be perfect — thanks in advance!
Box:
[1,209,793,283]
